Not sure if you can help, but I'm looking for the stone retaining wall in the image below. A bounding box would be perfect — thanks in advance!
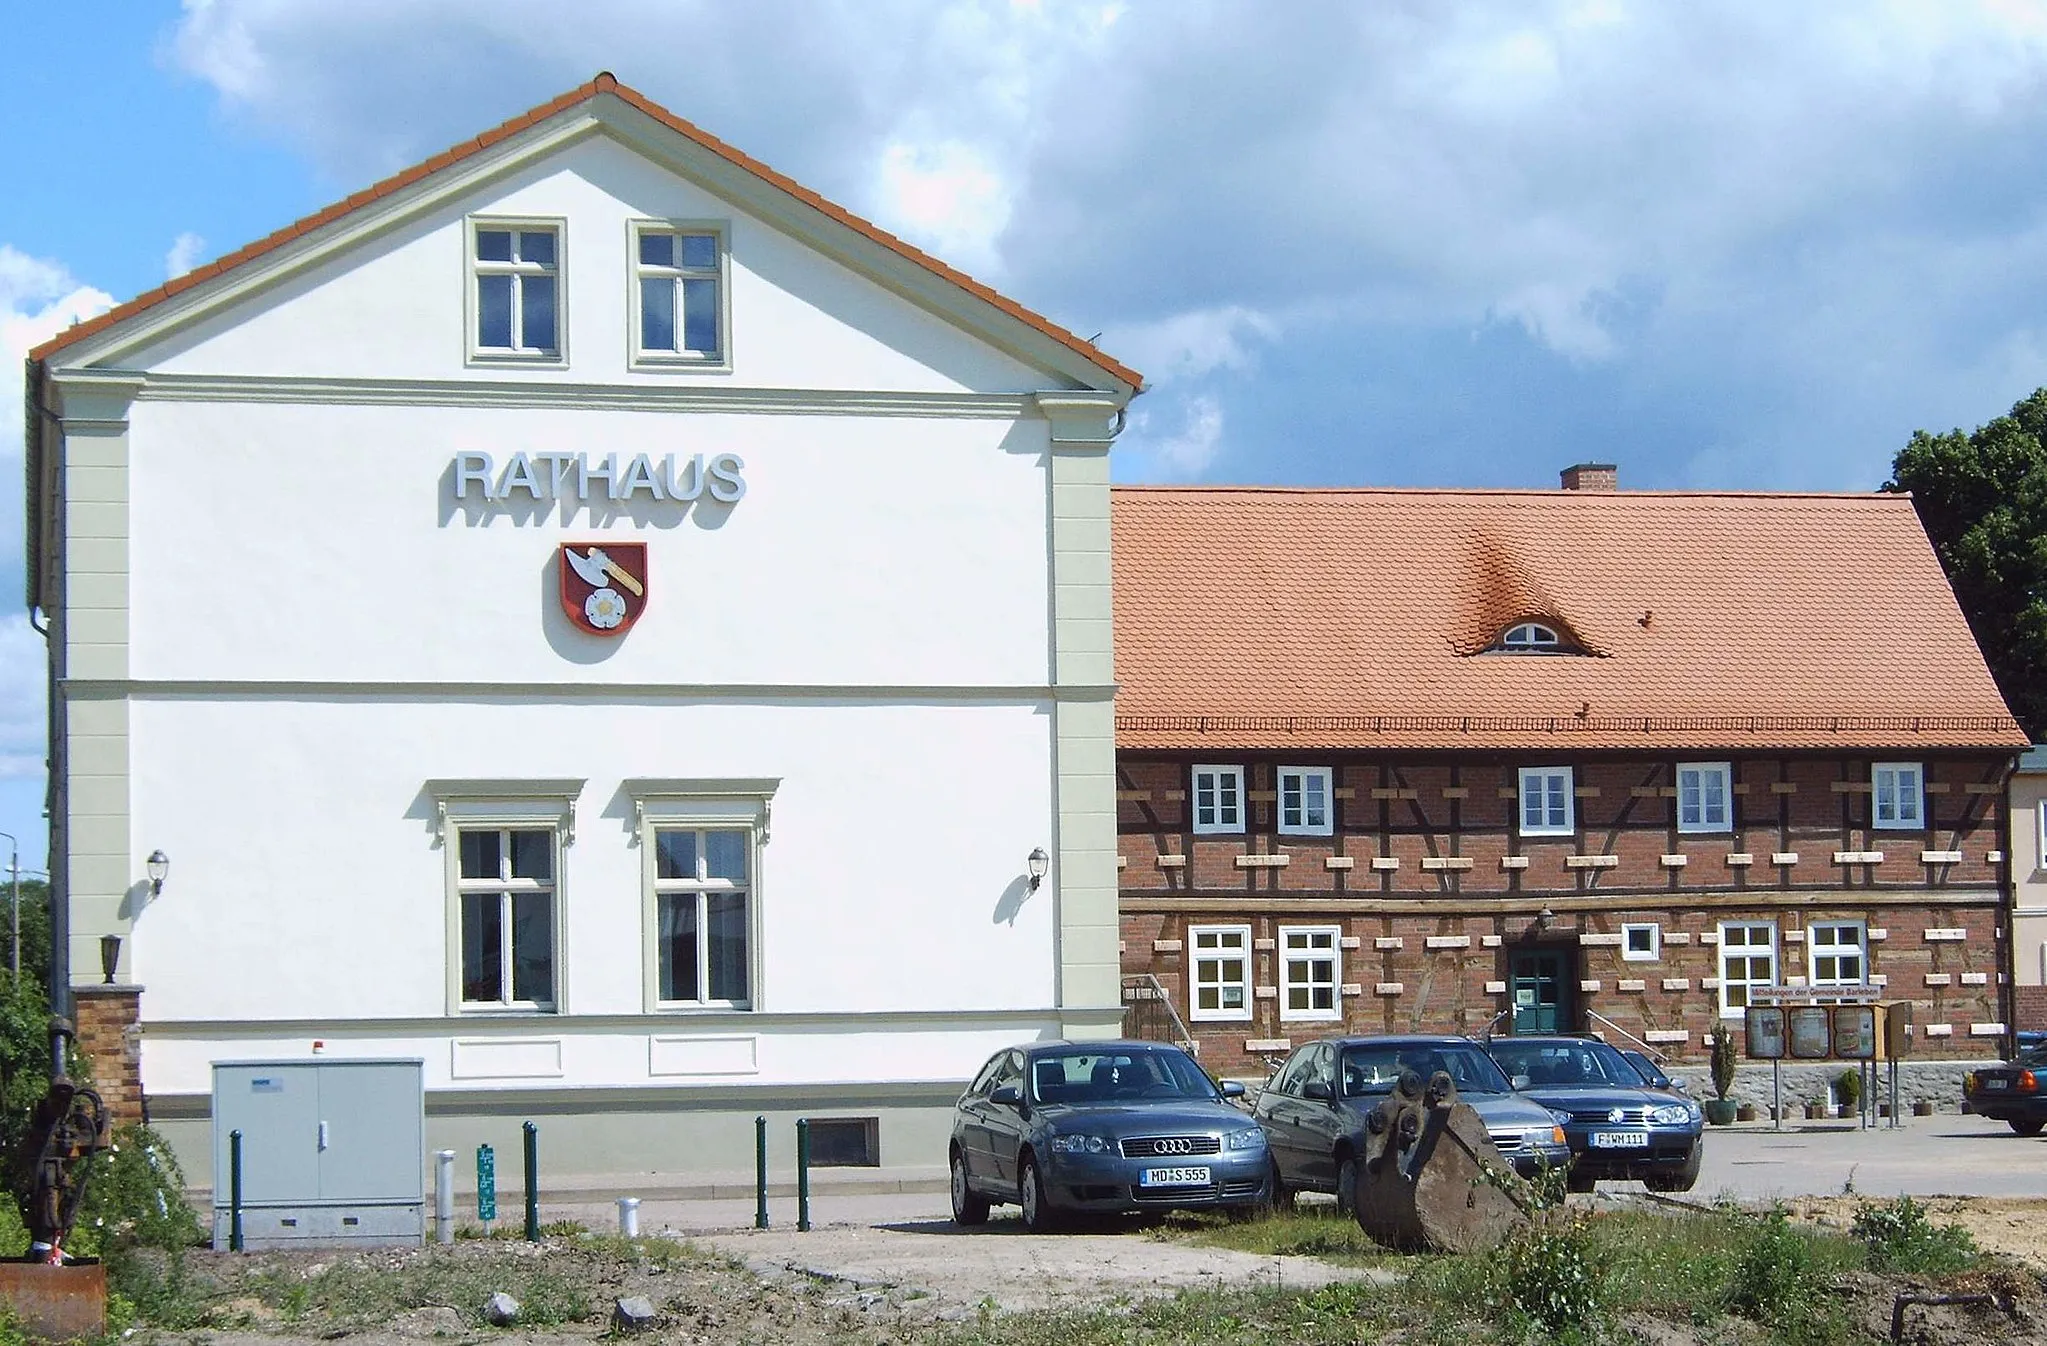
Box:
[1668,1059,1991,1113]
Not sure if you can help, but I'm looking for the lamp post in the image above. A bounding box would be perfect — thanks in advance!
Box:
[1026,847,1049,893]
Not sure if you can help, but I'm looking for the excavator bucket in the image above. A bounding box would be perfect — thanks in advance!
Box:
[1351,1069,1533,1254]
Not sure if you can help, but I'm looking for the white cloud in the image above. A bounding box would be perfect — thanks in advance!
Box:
[1102,306,1279,384]
[875,141,1012,277]
[165,232,207,279]
[1122,393,1226,478]
[155,1,2047,488]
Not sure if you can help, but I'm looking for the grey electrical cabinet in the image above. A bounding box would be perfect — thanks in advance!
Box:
[211,1059,425,1248]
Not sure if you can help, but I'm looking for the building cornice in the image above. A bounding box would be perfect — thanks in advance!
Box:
[63,678,1116,701]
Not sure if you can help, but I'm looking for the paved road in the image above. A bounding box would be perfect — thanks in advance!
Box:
[543,1112,2047,1239]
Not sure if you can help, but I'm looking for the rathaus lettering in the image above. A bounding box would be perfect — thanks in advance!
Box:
[452,452,746,504]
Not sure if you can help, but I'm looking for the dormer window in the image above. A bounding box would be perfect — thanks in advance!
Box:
[1498,622,1561,652]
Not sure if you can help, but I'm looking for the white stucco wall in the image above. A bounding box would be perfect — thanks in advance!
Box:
[125,400,1053,687]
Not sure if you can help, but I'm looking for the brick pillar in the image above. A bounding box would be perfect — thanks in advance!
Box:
[71,986,143,1131]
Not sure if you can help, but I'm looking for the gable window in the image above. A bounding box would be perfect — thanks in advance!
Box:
[1518,767,1574,836]
[470,219,562,361]
[1622,922,1660,962]
[1278,926,1340,1021]
[1718,921,1777,1015]
[1192,765,1245,835]
[1808,921,1867,989]
[1499,622,1561,651]
[633,222,727,366]
[629,778,775,1012]
[1872,763,1923,830]
[1676,762,1732,833]
[1278,767,1334,836]
[1189,925,1252,1022]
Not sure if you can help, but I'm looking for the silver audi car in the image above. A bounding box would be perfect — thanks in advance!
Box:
[949,1040,1271,1231]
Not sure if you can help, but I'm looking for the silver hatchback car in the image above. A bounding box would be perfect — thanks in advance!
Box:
[949,1040,1272,1231]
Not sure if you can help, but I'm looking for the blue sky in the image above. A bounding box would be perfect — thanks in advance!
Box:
[7,1,2047,871]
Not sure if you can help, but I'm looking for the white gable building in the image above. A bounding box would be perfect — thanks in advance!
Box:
[25,75,1137,1187]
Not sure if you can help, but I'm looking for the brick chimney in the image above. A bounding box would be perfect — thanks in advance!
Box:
[1560,463,1618,491]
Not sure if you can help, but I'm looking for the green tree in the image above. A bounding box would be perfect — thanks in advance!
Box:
[1884,388,2047,739]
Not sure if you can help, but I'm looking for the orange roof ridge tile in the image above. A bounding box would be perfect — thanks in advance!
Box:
[1111,484,1914,501]
[30,75,1139,389]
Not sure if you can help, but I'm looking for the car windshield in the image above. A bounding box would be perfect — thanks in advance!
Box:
[1488,1039,1643,1089]
[2016,1043,2047,1067]
[1028,1048,1218,1105]
[1337,1043,1512,1097]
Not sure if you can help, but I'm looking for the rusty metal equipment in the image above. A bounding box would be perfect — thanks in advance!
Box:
[1351,1068,1532,1254]
[13,1019,107,1265]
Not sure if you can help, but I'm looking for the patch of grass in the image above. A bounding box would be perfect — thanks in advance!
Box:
[1158,1207,1391,1264]
[250,1252,595,1328]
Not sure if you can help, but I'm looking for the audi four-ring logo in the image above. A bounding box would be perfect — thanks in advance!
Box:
[1152,1137,1195,1154]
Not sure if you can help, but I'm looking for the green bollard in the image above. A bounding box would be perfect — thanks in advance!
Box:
[229,1129,244,1252]
[754,1115,769,1229]
[795,1118,811,1232]
[523,1121,540,1241]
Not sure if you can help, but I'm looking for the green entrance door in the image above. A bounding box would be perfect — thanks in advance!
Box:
[1509,950,1572,1034]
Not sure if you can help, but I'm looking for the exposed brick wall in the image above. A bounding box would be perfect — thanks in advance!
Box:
[1118,750,2016,1078]
[72,987,142,1133]
[2015,985,2047,1032]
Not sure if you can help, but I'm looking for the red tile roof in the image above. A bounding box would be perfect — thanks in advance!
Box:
[29,74,1141,390]
[1112,486,2026,751]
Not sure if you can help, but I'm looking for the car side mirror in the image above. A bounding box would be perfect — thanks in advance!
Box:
[1669,1077,1688,1093]
[1220,1080,1246,1099]
[1302,1080,1335,1102]
[1511,1075,1532,1090]
[990,1084,1023,1107]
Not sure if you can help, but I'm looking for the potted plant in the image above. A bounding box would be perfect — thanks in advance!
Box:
[1736,1102,1759,1122]
[1805,1097,1830,1120]
[1913,1098,1935,1117]
[1703,1022,1739,1125]
[1836,1067,1862,1118]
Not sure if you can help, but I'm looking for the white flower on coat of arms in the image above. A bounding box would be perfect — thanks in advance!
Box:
[585,587,628,629]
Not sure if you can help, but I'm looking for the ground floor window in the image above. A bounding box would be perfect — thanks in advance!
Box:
[1279,925,1341,1021]
[1718,921,1778,1015]
[457,826,557,1009]
[653,827,752,1007]
[1808,921,1867,990]
[1189,924,1252,1021]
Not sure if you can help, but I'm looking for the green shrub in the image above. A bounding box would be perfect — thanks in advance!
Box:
[1708,1022,1737,1100]
[1726,1207,1813,1320]
[1835,1069,1862,1111]
[71,1123,204,1258]
[1850,1196,1978,1275]
[1502,1220,1605,1338]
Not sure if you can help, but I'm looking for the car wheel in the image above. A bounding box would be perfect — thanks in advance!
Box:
[950,1149,990,1226]
[1334,1154,1359,1218]
[1643,1139,1703,1193]
[1019,1155,1060,1233]
[2009,1118,2045,1137]
[1267,1158,1295,1214]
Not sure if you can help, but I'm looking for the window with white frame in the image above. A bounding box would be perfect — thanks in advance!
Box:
[1498,622,1561,651]
[455,826,559,1011]
[1718,921,1778,1015]
[1872,762,1924,830]
[1621,922,1660,962]
[632,222,726,364]
[652,828,753,1008]
[1189,925,1252,1022]
[1808,921,1867,989]
[470,220,562,360]
[1279,926,1341,1021]
[1192,765,1245,834]
[1676,762,1732,833]
[629,779,775,1012]
[1518,767,1574,836]
[1278,767,1334,835]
